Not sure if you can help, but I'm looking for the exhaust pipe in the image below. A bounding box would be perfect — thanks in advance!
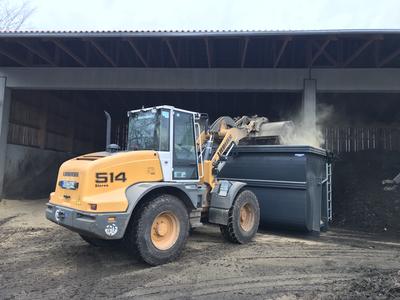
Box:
[104,111,111,150]
[104,111,121,153]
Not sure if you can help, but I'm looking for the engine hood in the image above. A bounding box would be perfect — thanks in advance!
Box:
[49,150,163,213]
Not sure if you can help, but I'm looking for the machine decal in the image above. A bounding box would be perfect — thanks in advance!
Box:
[174,171,187,178]
[218,180,230,197]
[105,224,118,236]
[147,167,156,175]
[63,171,79,177]
[95,172,127,187]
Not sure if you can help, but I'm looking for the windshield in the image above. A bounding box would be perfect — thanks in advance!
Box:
[127,108,170,151]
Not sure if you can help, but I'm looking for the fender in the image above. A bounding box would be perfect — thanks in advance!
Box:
[210,181,246,209]
[125,182,202,214]
[208,180,247,225]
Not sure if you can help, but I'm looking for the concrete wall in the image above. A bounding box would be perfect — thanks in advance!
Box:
[3,144,73,199]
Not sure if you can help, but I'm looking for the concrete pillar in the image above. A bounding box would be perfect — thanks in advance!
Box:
[0,77,11,198]
[302,79,317,132]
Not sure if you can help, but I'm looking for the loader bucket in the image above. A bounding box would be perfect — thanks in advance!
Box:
[243,121,295,145]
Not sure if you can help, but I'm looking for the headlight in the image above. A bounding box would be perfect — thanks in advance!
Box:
[59,180,79,190]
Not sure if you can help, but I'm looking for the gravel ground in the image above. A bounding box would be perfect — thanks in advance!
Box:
[1,199,399,300]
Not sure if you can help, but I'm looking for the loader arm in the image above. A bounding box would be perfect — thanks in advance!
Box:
[210,127,248,166]
[198,115,294,189]
[199,117,250,189]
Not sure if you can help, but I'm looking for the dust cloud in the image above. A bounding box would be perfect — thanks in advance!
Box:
[280,103,334,149]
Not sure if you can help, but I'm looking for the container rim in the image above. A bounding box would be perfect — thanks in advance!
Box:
[234,145,328,157]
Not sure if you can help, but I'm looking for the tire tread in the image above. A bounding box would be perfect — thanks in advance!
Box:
[126,194,189,265]
[220,189,260,244]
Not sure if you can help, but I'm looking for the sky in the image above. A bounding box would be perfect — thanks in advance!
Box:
[20,0,400,31]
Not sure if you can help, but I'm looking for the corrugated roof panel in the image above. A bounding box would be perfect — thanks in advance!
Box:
[0,29,399,38]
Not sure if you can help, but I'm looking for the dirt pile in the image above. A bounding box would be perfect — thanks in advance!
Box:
[332,151,400,236]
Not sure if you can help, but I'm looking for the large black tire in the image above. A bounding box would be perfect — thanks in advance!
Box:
[79,234,122,247]
[126,194,189,266]
[220,189,260,244]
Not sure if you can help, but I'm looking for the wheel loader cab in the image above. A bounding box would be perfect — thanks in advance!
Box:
[46,105,260,266]
[127,106,200,182]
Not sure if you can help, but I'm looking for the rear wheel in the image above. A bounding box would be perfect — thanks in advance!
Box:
[79,234,121,247]
[127,194,189,266]
[220,189,260,244]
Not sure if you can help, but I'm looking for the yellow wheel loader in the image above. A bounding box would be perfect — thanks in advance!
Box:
[46,105,293,265]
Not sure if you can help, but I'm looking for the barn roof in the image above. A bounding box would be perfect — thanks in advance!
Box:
[0,29,399,68]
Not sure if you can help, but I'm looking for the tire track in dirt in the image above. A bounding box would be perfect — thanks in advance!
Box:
[116,272,357,299]
[0,215,18,227]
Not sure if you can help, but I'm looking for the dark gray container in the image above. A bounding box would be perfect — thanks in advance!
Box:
[218,145,331,233]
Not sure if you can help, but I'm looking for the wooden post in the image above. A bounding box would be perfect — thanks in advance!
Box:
[68,97,77,153]
[0,77,11,197]
[38,95,48,149]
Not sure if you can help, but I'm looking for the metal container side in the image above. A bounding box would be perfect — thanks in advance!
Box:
[218,145,330,233]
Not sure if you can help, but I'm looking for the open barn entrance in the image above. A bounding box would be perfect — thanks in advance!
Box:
[4,89,400,235]
[3,90,301,199]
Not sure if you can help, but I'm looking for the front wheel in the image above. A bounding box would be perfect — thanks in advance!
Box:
[127,194,189,266]
[220,189,260,244]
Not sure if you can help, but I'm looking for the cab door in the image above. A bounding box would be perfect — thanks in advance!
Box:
[172,110,198,181]
[157,109,173,181]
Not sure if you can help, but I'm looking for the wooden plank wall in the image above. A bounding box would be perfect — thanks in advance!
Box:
[324,127,400,153]
[7,91,104,154]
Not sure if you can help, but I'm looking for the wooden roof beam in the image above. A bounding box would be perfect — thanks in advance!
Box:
[311,41,337,66]
[310,39,332,66]
[52,39,86,67]
[273,37,291,68]
[165,39,179,67]
[204,38,212,68]
[126,39,149,67]
[378,46,400,67]
[240,37,249,68]
[344,37,381,67]
[17,40,57,66]
[0,44,29,66]
[89,39,117,67]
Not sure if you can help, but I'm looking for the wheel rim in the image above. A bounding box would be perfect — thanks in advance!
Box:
[151,211,180,250]
[239,203,255,232]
